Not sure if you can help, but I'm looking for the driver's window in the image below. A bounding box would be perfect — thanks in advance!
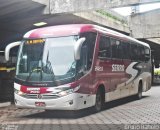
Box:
[79,32,97,72]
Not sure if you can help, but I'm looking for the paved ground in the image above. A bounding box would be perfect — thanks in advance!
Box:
[1,86,160,130]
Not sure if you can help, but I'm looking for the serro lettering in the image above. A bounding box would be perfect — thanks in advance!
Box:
[112,64,125,72]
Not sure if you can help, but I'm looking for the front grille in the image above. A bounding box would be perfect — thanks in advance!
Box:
[23,93,59,99]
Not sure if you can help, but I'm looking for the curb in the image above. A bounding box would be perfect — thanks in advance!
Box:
[0,102,11,108]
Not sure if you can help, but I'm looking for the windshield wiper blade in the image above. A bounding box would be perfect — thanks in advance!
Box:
[26,64,42,82]
[26,51,43,82]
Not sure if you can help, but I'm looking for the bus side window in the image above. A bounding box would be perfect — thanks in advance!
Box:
[139,45,145,61]
[130,43,138,61]
[98,36,111,59]
[117,42,123,59]
[110,38,121,59]
[144,47,150,61]
[136,45,141,61]
[121,42,130,60]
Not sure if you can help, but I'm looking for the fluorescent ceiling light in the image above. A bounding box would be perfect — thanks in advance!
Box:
[33,22,47,27]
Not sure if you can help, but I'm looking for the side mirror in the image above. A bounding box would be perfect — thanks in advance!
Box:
[74,38,86,60]
[5,41,21,62]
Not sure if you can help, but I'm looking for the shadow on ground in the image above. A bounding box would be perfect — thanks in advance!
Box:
[22,95,149,119]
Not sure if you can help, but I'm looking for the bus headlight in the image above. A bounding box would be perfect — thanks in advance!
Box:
[57,85,80,97]
[58,89,73,96]
[14,89,26,96]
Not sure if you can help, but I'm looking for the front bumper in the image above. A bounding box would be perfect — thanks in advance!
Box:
[14,93,95,110]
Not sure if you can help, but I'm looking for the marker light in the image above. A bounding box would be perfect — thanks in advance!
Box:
[33,22,47,27]
[14,89,26,96]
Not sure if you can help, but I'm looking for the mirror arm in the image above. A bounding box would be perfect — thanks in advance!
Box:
[74,38,86,60]
[5,41,21,62]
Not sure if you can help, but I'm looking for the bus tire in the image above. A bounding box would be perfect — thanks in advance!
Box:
[93,87,104,112]
[136,82,143,100]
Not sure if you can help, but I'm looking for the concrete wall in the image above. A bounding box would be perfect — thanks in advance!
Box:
[33,0,160,14]
[74,11,129,33]
[130,9,160,39]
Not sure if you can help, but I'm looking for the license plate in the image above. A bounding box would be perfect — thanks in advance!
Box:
[35,102,46,107]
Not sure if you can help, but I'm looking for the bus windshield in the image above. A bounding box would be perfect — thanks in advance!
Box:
[16,36,78,85]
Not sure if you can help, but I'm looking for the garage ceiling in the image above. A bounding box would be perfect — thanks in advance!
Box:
[0,0,44,50]
[1,0,160,61]
[0,0,93,51]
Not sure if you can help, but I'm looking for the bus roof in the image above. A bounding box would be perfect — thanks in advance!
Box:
[24,24,93,39]
[24,24,150,48]
[93,25,150,48]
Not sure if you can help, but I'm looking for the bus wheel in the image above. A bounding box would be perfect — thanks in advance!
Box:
[94,88,103,112]
[136,83,142,100]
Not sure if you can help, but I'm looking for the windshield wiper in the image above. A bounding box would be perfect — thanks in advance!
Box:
[26,61,42,82]
[26,50,43,82]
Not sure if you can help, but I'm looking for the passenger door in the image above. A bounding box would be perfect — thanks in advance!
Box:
[77,32,97,108]
[96,35,112,93]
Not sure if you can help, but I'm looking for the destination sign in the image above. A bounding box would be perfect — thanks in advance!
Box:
[26,39,45,45]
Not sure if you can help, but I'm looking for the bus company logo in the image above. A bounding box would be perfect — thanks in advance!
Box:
[27,88,40,91]
[112,64,125,72]
[37,94,43,99]
[27,88,40,94]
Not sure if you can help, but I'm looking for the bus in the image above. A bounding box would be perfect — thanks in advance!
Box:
[5,24,152,112]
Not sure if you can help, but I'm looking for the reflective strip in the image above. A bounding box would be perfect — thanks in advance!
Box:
[0,67,15,71]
